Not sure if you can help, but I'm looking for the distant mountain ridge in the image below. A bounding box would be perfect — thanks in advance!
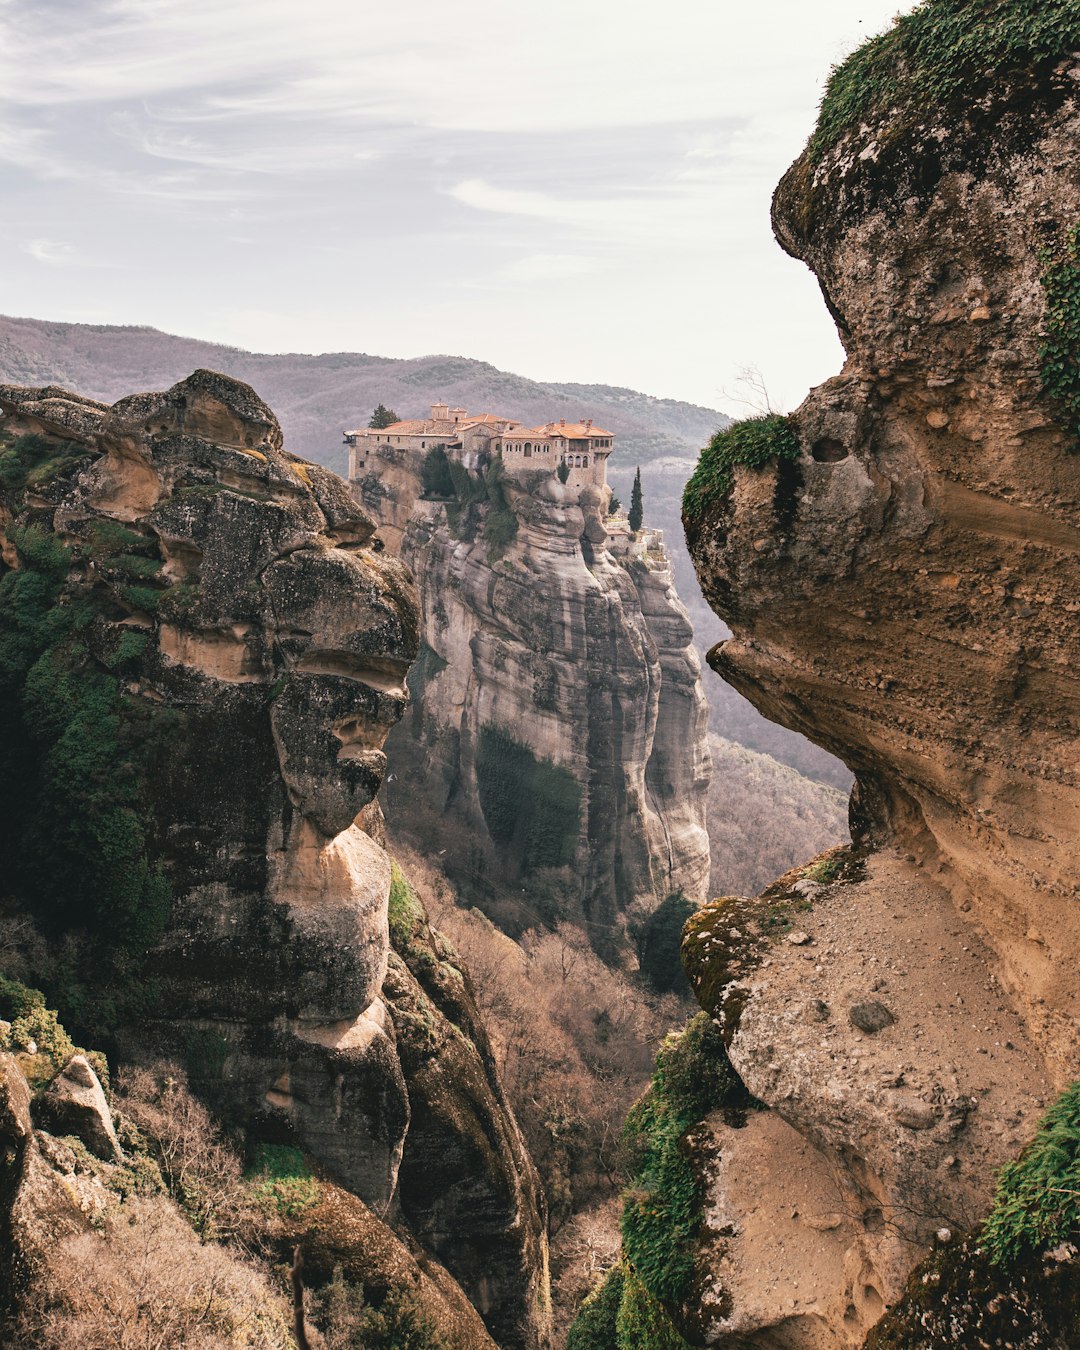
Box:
[0,314,724,478]
[0,312,848,794]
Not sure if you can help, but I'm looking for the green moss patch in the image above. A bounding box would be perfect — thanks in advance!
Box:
[0,523,172,1040]
[620,1014,743,1308]
[388,859,427,953]
[682,415,799,528]
[809,0,1080,165]
[614,1266,692,1350]
[475,725,581,872]
[568,1264,623,1350]
[682,847,855,1038]
[245,1142,321,1218]
[983,1080,1080,1265]
[1040,224,1080,451]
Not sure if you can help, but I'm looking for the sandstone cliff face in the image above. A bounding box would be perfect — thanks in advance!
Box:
[679,10,1080,1346]
[363,445,711,944]
[0,373,550,1347]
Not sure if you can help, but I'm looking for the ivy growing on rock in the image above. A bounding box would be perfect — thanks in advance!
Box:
[682,415,799,527]
[568,1014,744,1348]
[620,1014,743,1306]
[809,0,1080,164]
[1040,224,1080,452]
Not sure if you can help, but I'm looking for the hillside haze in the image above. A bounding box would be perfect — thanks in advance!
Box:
[0,314,721,478]
[0,312,848,792]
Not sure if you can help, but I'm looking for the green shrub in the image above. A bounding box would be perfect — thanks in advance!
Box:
[420,444,455,497]
[313,1266,447,1349]
[982,1080,1080,1265]
[682,415,799,525]
[475,726,581,872]
[637,892,696,994]
[567,1265,623,1350]
[809,0,1080,164]
[104,630,150,671]
[121,583,161,613]
[1040,224,1080,452]
[0,433,93,494]
[85,519,158,560]
[245,1142,321,1217]
[620,1013,740,1306]
[388,859,425,951]
[614,1266,691,1350]
[802,853,845,884]
[0,976,109,1088]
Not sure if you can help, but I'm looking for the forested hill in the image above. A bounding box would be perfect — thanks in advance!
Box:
[0,314,724,479]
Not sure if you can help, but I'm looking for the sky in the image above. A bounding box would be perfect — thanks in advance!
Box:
[2,0,908,414]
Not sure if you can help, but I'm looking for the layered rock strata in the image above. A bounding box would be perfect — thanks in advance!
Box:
[362,446,711,943]
[0,372,550,1347]
[680,9,1080,1345]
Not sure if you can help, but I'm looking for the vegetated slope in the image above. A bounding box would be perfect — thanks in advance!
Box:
[390,839,692,1349]
[0,312,847,789]
[706,734,848,897]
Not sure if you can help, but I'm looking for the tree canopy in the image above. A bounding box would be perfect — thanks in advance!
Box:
[368,404,400,429]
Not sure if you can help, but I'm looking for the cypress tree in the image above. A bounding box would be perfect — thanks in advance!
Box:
[629,467,644,532]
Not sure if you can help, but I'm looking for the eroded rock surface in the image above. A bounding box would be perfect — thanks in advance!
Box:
[682,12,1080,1347]
[0,371,551,1347]
[369,449,711,944]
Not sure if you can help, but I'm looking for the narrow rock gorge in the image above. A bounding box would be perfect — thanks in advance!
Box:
[666,5,1080,1346]
[355,428,712,946]
[0,372,550,1348]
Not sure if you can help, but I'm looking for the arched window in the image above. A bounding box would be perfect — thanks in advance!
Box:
[583,456,589,468]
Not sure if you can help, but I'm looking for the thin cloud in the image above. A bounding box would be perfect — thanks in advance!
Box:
[25,239,78,265]
[502,254,602,283]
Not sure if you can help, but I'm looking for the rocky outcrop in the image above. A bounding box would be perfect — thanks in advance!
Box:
[680,6,1080,1345]
[366,444,711,946]
[0,371,551,1347]
[385,864,550,1347]
[33,1055,121,1162]
[0,1050,294,1346]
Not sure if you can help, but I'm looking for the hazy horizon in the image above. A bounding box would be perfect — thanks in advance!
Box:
[4,1,907,413]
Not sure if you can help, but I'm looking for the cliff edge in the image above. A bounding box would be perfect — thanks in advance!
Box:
[677,2,1080,1344]
[358,429,712,947]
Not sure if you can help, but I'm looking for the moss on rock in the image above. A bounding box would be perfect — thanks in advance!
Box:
[682,415,799,534]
